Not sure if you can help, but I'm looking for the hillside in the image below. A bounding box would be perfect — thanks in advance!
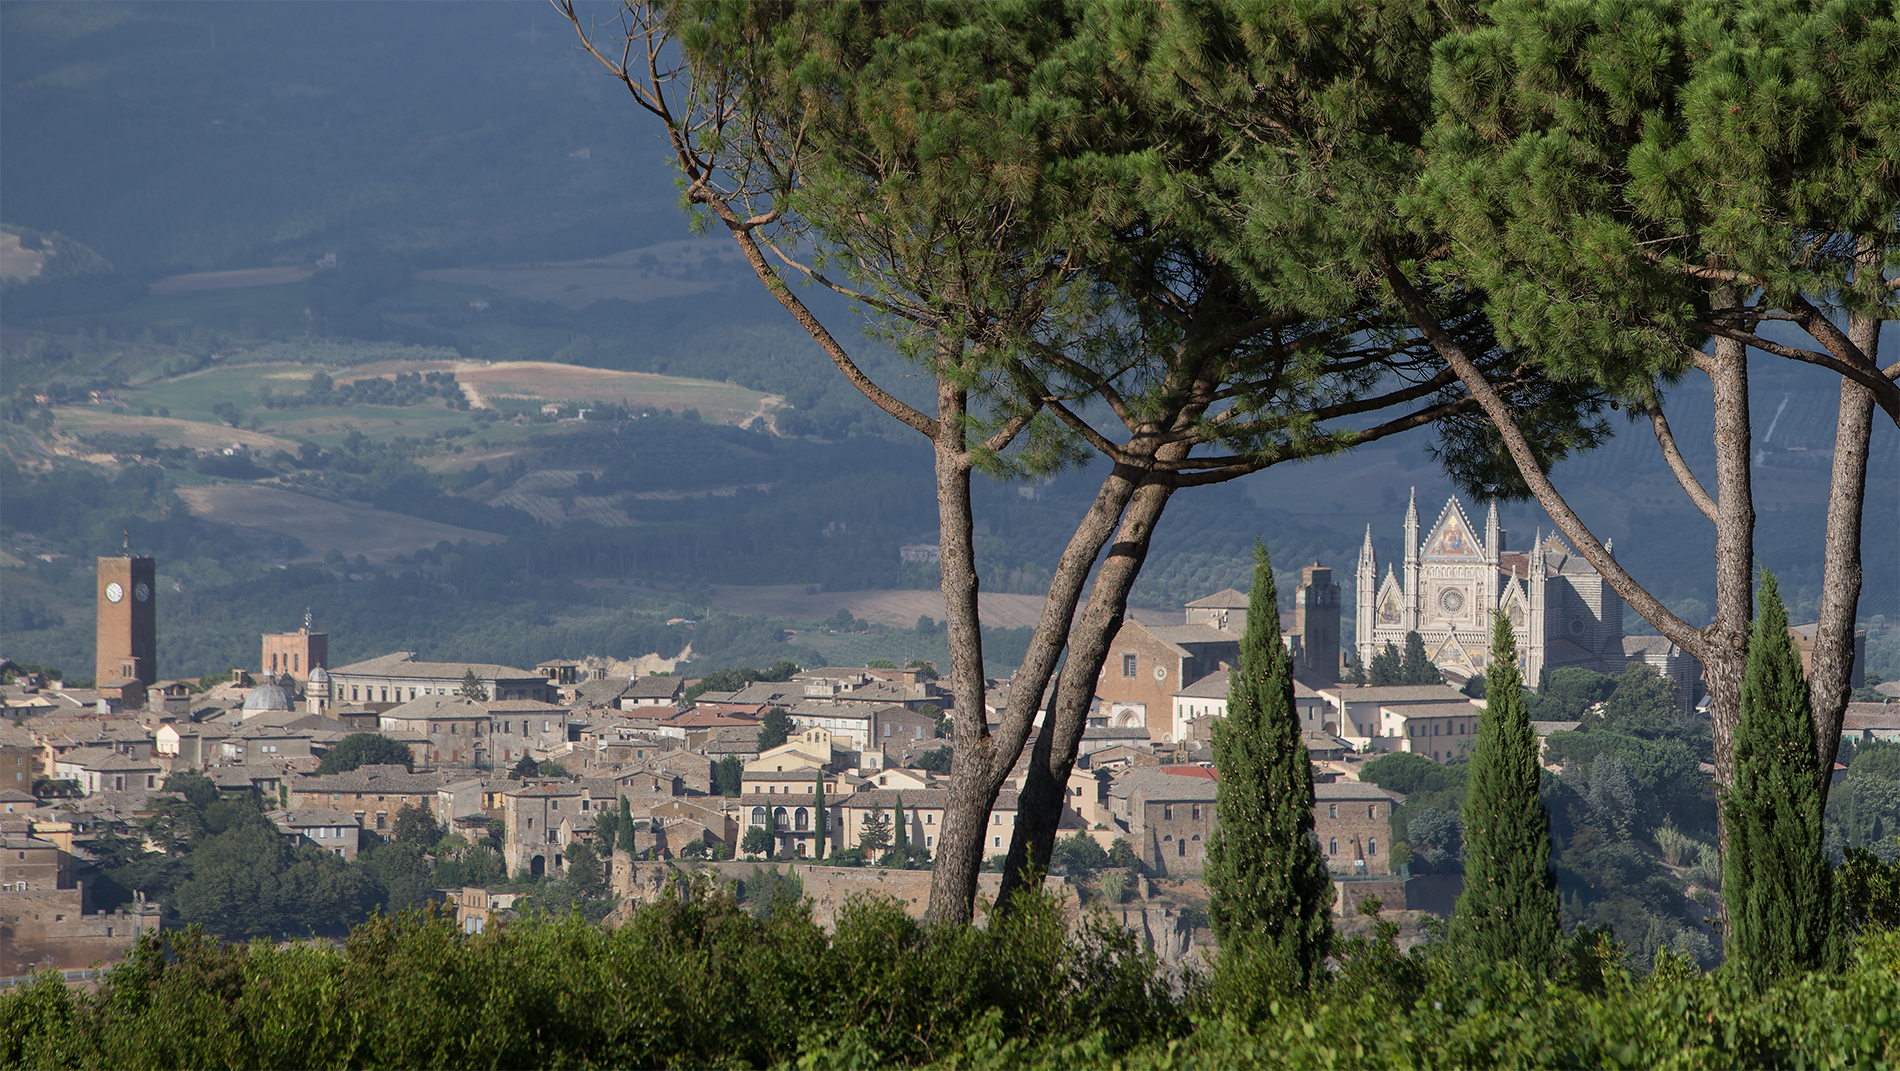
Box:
[2,2,1894,687]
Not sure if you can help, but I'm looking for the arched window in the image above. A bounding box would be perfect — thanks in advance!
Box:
[1178,839,1187,857]
[773,807,789,830]
[751,807,767,827]
[795,807,810,831]
[1329,838,1338,855]
[1368,838,1378,856]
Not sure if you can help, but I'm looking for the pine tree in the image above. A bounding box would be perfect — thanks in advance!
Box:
[1204,543,1334,989]
[459,669,489,701]
[758,707,793,751]
[1451,612,1561,973]
[1401,631,1442,685]
[859,808,892,856]
[1722,570,1844,989]
[1369,642,1403,686]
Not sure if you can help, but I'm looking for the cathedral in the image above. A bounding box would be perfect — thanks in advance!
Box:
[1355,491,1699,711]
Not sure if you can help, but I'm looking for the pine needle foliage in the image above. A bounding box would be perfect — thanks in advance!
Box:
[1452,611,1561,973]
[1205,542,1333,989]
[1722,570,1844,989]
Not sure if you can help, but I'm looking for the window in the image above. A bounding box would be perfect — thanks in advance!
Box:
[926,835,934,847]
[1122,654,1137,677]
[994,836,1001,847]
[1368,805,1376,819]
[1328,804,1338,819]
[1163,805,1173,821]
[752,807,767,826]
[352,686,359,701]
[1179,839,1187,857]
[1192,805,1201,821]
[410,688,417,700]
[376,812,387,830]
[1329,838,1338,855]
[926,813,934,824]
[1368,838,1377,855]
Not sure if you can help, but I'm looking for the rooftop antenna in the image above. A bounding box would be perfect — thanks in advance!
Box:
[304,606,313,633]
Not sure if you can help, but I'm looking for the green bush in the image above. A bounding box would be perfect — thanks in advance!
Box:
[0,879,1178,1070]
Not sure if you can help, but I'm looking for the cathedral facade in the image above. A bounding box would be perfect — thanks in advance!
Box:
[1355,491,1632,689]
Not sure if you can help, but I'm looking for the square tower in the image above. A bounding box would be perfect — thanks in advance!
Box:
[96,555,157,686]
[1292,562,1340,682]
[263,625,328,682]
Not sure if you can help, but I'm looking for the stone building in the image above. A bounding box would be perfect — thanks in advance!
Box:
[1313,780,1405,876]
[1096,620,1239,743]
[378,694,491,769]
[1108,766,1220,877]
[1356,491,1701,713]
[286,765,451,833]
[268,808,363,861]
[330,652,553,707]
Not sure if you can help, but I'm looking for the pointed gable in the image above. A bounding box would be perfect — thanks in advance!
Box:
[1422,498,1482,560]
[1498,582,1528,631]
[1375,572,1404,627]
[1432,633,1478,677]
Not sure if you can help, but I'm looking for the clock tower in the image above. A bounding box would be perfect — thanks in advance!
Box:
[96,551,157,687]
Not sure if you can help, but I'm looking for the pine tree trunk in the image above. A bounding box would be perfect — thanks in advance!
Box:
[997,475,1175,906]
[1807,293,1880,810]
[1704,298,1756,799]
[928,369,991,924]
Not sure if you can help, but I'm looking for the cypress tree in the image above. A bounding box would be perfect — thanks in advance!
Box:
[1205,543,1333,989]
[894,792,909,866]
[813,770,828,859]
[1369,642,1403,686]
[1722,570,1844,989]
[617,796,636,856]
[1451,612,1561,973]
[1401,631,1442,685]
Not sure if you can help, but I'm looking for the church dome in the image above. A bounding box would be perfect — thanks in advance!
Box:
[243,679,292,712]
[307,665,329,684]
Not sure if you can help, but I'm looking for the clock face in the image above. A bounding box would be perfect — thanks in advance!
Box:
[135,583,151,602]
[105,582,124,603]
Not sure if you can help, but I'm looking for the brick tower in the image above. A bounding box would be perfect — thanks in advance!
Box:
[96,549,157,686]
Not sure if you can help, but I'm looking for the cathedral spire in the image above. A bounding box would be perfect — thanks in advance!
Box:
[1485,500,1501,560]
[1358,525,1375,569]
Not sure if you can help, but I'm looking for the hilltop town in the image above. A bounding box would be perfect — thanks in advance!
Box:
[9,493,1893,978]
